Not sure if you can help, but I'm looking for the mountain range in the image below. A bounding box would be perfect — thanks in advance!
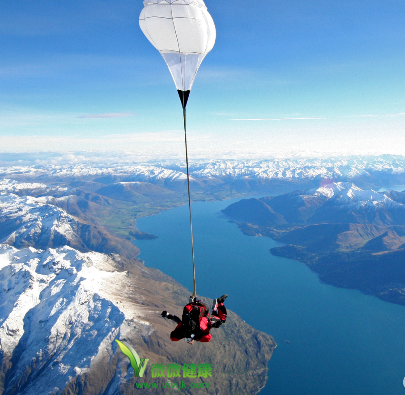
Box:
[222,182,405,306]
[3,155,405,196]
[0,178,275,394]
[2,155,405,393]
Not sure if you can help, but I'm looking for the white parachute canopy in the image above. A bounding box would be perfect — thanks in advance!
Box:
[139,0,216,106]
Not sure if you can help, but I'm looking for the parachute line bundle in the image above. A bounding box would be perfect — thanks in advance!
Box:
[140,0,216,297]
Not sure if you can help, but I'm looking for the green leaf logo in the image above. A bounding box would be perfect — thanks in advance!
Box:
[115,339,149,377]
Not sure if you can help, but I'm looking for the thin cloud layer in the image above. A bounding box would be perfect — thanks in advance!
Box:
[78,113,135,119]
[1,130,404,160]
[230,117,326,121]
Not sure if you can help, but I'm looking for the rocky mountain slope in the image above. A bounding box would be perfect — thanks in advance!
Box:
[223,182,405,306]
[0,179,275,395]
[0,192,140,259]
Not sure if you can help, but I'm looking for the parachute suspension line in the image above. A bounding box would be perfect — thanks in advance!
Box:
[182,99,197,299]
[140,0,216,302]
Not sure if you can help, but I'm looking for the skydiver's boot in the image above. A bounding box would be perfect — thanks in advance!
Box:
[217,294,228,304]
[212,294,228,314]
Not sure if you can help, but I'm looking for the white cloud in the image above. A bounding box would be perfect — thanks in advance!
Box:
[78,113,135,119]
[230,117,326,121]
[1,129,404,161]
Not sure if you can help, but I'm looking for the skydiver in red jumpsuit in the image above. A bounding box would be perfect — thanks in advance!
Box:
[161,295,228,344]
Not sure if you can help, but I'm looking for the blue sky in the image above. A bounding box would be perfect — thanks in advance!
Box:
[1,0,404,159]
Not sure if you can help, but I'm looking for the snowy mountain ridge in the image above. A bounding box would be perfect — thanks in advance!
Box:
[308,182,400,209]
[0,184,151,395]
[0,244,150,395]
[0,193,81,249]
[0,176,278,395]
[0,179,68,196]
[2,156,405,184]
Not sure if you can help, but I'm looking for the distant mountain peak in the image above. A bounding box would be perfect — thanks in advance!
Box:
[309,181,394,206]
[225,182,405,228]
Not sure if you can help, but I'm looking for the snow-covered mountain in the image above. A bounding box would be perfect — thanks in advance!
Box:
[222,181,405,308]
[0,245,145,395]
[0,179,275,395]
[223,181,405,227]
[308,182,401,210]
[0,188,142,260]
[304,182,405,225]
[0,186,149,394]
[0,179,68,197]
[0,193,81,249]
[2,156,405,188]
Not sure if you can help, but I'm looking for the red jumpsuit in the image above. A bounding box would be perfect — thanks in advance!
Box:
[169,302,227,342]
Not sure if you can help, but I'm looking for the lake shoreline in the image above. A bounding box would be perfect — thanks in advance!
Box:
[135,198,405,395]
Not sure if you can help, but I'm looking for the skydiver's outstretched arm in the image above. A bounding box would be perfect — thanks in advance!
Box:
[161,311,181,324]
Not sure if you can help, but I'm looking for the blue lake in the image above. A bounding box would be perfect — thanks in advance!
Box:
[135,198,405,395]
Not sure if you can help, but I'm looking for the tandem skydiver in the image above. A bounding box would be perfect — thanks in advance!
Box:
[161,295,228,344]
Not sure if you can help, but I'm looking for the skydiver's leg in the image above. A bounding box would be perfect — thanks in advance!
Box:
[197,333,212,342]
[210,302,227,328]
[162,311,184,341]
[162,311,182,324]
[211,295,228,323]
[170,324,188,341]
[167,314,182,325]
[215,303,227,322]
[210,294,227,329]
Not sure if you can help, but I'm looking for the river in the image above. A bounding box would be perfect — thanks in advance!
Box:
[134,198,405,395]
